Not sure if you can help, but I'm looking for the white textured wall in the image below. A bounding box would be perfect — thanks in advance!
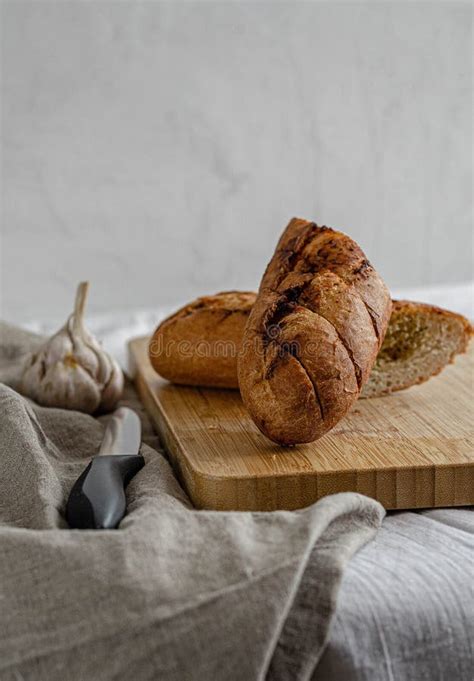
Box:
[1,1,472,324]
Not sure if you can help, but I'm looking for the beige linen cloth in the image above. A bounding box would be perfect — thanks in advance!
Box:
[0,323,384,681]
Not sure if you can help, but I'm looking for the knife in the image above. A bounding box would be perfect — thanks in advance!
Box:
[66,407,145,530]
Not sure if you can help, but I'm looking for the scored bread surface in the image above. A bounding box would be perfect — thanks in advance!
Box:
[237,218,392,444]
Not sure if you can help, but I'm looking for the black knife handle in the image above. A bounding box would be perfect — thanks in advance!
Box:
[66,455,145,530]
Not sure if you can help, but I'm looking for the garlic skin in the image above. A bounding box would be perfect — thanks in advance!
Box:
[21,282,124,414]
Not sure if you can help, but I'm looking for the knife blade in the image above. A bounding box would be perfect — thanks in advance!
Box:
[66,407,145,530]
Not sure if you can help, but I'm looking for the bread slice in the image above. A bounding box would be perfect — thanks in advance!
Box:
[361,300,472,397]
[150,292,472,400]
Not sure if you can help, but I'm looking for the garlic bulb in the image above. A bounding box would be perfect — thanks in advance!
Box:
[21,282,124,414]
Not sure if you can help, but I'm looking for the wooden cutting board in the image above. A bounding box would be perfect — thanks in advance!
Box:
[129,337,474,511]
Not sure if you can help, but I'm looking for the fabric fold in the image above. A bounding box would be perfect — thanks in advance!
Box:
[0,323,384,681]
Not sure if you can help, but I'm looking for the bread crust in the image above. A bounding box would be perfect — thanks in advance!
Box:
[149,291,254,389]
[237,218,392,444]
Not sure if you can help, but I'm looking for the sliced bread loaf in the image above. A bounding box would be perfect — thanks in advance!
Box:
[150,293,471,399]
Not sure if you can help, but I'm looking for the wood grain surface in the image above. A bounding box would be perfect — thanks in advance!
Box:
[130,336,474,511]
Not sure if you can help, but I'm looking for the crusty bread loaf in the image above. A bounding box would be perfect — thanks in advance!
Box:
[149,291,255,388]
[361,300,472,397]
[237,218,392,444]
[149,292,472,400]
